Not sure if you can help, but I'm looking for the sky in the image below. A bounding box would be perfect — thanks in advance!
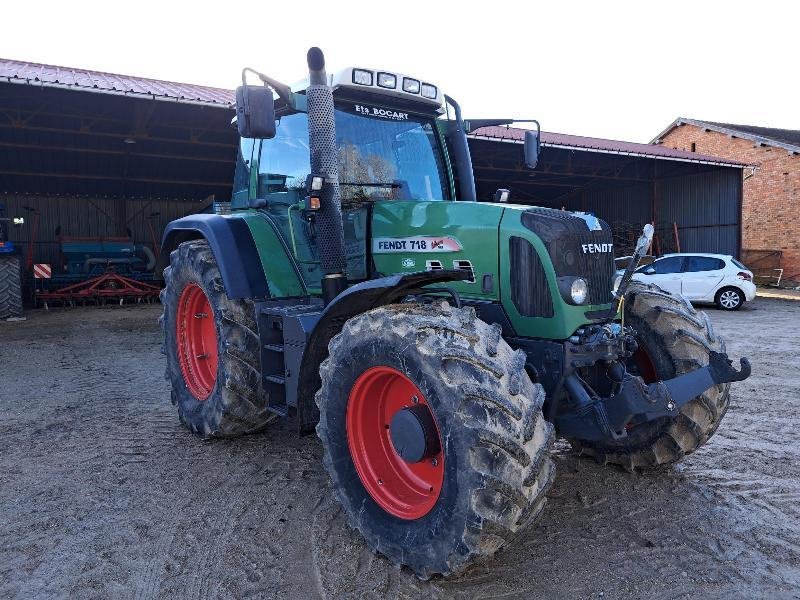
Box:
[1,0,797,143]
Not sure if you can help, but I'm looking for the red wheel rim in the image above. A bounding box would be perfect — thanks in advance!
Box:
[346,366,444,520]
[176,283,218,401]
[632,345,658,384]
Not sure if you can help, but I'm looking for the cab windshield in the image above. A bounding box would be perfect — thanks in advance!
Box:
[249,102,450,204]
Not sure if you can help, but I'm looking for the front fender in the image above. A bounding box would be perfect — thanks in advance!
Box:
[296,270,470,432]
[160,214,270,299]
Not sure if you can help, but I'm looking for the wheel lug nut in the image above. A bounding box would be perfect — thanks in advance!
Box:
[411,395,419,404]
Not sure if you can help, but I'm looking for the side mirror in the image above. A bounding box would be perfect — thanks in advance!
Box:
[235,85,276,139]
[523,124,541,169]
[494,188,511,203]
[644,267,656,275]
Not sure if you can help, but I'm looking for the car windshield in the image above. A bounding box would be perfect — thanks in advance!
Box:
[252,102,450,204]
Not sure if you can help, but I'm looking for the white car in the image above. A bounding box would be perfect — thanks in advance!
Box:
[631,253,756,310]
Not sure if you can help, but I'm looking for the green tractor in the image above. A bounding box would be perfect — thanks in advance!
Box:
[160,48,751,578]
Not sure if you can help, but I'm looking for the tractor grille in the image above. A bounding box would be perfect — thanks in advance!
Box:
[510,236,553,318]
[521,208,615,307]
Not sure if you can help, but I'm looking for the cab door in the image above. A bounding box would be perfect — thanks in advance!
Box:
[681,256,725,300]
[249,114,369,292]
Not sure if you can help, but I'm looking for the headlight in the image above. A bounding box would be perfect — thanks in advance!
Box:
[420,83,437,99]
[570,278,589,305]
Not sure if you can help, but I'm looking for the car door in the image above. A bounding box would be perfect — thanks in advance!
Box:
[633,255,685,295]
[681,256,726,300]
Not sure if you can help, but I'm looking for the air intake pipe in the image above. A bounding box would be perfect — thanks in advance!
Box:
[306,47,348,304]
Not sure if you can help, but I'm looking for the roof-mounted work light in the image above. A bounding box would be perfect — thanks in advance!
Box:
[352,69,373,85]
[420,83,437,99]
[377,72,397,89]
[402,77,420,94]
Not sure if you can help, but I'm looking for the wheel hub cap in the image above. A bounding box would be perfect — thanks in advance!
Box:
[346,366,444,520]
[721,291,738,308]
[389,405,441,463]
[176,283,218,401]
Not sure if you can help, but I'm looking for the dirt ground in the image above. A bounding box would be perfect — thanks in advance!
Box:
[1,296,799,599]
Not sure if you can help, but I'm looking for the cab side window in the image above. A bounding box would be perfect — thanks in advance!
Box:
[685,256,724,272]
[232,137,256,209]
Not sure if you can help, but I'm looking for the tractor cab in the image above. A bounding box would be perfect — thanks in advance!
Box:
[231,67,454,292]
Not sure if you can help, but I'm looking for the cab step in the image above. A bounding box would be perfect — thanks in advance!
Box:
[256,299,323,418]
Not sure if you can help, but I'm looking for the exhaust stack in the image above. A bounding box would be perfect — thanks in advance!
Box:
[306,47,347,304]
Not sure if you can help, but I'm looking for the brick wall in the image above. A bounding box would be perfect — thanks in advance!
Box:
[658,123,800,281]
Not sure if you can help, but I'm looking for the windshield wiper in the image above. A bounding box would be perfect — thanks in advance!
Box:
[339,182,401,188]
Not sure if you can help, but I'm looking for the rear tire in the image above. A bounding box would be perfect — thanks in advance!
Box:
[315,302,555,578]
[160,240,275,437]
[570,282,730,471]
[715,286,744,310]
[0,255,23,320]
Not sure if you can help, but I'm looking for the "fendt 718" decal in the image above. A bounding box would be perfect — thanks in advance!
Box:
[373,236,463,253]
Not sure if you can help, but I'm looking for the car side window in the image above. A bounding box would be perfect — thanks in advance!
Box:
[685,256,724,272]
[642,256,684,274]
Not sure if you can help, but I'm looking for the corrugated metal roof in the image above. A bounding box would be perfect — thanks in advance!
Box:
[0,57,750,168]
[0,58,235,108]
[470,126,747,168]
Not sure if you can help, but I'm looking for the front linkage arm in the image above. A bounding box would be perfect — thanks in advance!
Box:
[556,352,751,442]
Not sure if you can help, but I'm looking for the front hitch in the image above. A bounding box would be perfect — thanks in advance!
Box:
[556,352,751,442]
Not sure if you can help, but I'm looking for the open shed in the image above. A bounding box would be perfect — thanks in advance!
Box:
[0,58,238,278]
[0,57,747,301]
[468,127,747,257]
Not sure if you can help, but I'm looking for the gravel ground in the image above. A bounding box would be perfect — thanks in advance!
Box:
[1,297,799,599]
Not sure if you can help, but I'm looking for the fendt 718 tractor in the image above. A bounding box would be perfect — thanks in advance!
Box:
[160,48,751,578]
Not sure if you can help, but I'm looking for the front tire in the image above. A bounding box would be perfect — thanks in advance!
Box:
[160,240,274,437]
[315,302,555,578]
[571,282,730,471]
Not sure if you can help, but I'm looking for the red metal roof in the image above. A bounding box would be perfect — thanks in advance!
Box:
[0,57,235,107]
[470,125,747,168]
[0,57,750,168]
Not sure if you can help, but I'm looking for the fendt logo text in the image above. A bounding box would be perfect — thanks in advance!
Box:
[581,243,613,254]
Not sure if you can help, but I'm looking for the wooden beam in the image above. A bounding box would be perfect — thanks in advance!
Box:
[0,96,234,136]
[0,140,234,163]
[0,122,235,149]
[0,169,231,187]
[472,163,652,183]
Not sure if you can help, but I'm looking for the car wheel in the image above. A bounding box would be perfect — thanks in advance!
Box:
[715,287,744,311]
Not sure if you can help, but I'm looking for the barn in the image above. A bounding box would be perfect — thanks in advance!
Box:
[0,58,747,306]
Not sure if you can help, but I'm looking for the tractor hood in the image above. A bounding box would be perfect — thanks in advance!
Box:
[371,200,616,341]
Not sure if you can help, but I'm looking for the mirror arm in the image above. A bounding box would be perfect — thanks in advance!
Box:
[241,67,293,107]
